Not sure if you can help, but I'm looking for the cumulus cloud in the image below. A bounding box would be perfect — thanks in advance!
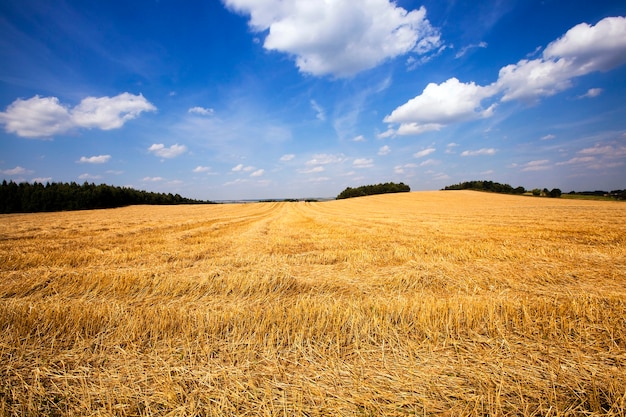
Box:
[384,78,497,136]
[352,135,366,142]
[0,93,156,138]
[498,16,626,102]
[353,158,374,168]
[71,93,156,130]
[383,16,626,134]
[188,106,214,116]
[378,145,391,155]
[280,154,295,162]
[541,134,556,141]
[413,147,436,158]
[78,155,111,164]
[148,143,187,158]
[142,176,164,182]
[250,169,265,177]
[193,166,211,173]
[223,0,441,77]
[461,148,496,156]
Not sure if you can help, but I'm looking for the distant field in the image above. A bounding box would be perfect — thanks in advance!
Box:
[1,191,625,416]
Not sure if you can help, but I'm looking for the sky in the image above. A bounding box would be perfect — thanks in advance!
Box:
[1,0,625,200]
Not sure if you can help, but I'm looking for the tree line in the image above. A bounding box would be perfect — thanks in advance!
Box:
[443,180,625,200]
[443,180,528,195]
[0,180,213,213]
[337,182,410,199]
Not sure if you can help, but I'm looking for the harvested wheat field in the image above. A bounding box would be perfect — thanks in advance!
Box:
[1,190,625,416]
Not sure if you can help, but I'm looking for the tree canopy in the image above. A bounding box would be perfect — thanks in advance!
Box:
[337,182,410,199]
[0,180,213,213]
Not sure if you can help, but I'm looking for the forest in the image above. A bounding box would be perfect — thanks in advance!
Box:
[0,180,212,213]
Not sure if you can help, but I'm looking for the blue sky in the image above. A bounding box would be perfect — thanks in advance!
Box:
[1,0,625,200]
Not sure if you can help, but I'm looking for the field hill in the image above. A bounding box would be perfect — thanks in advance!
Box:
[1,191,625,415]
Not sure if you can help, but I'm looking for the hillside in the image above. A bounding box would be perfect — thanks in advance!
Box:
[1,191,625,415]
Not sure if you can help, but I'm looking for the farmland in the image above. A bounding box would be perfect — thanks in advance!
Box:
[1,191,625,416]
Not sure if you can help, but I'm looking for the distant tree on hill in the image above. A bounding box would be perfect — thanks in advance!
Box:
[443,180,525,194]
[336,182,410,199]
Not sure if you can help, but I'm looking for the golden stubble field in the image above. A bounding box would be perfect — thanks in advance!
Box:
[1,191,625,416]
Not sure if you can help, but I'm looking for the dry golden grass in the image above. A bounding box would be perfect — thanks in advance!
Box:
[1,191,625,416]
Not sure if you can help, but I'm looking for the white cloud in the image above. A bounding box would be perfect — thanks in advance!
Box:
[353,158,374,168]
[455,41,487,58]
[280,154,295,161]
[419,158,439,167]
[496,57,574,102]
[578,143,626,157]
[71,93,156,130]
[543,16,626,73]
[193,166,211,173]
[521,159,551,172]
[188,106,215,116]
[498,16,626,102]
[0,93,156,138]
[1,166,29,175]
[413,147,436,158]
[541,134,556,141]
[310,100,326,121]
[305,153,345,165]
[353,135,366,142]
[556,156,596,166]
[383,16,626,132]
[394,163,417,174]
[378,145,391,155]
[0,96,72,138]
[148,143,187,158]
[445,143,459,153]
[78,155,111,164]
[224,0,441,77]
[298,166,325,174]
[376,129,395,139]
[384,78,497,135]
[31,177,52,183]
[78,173,102,180]
[250,169,265,177]
[461,148,496,156]
[579,88,603,99]
[232,164,255,172]
[142,176,164,182]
